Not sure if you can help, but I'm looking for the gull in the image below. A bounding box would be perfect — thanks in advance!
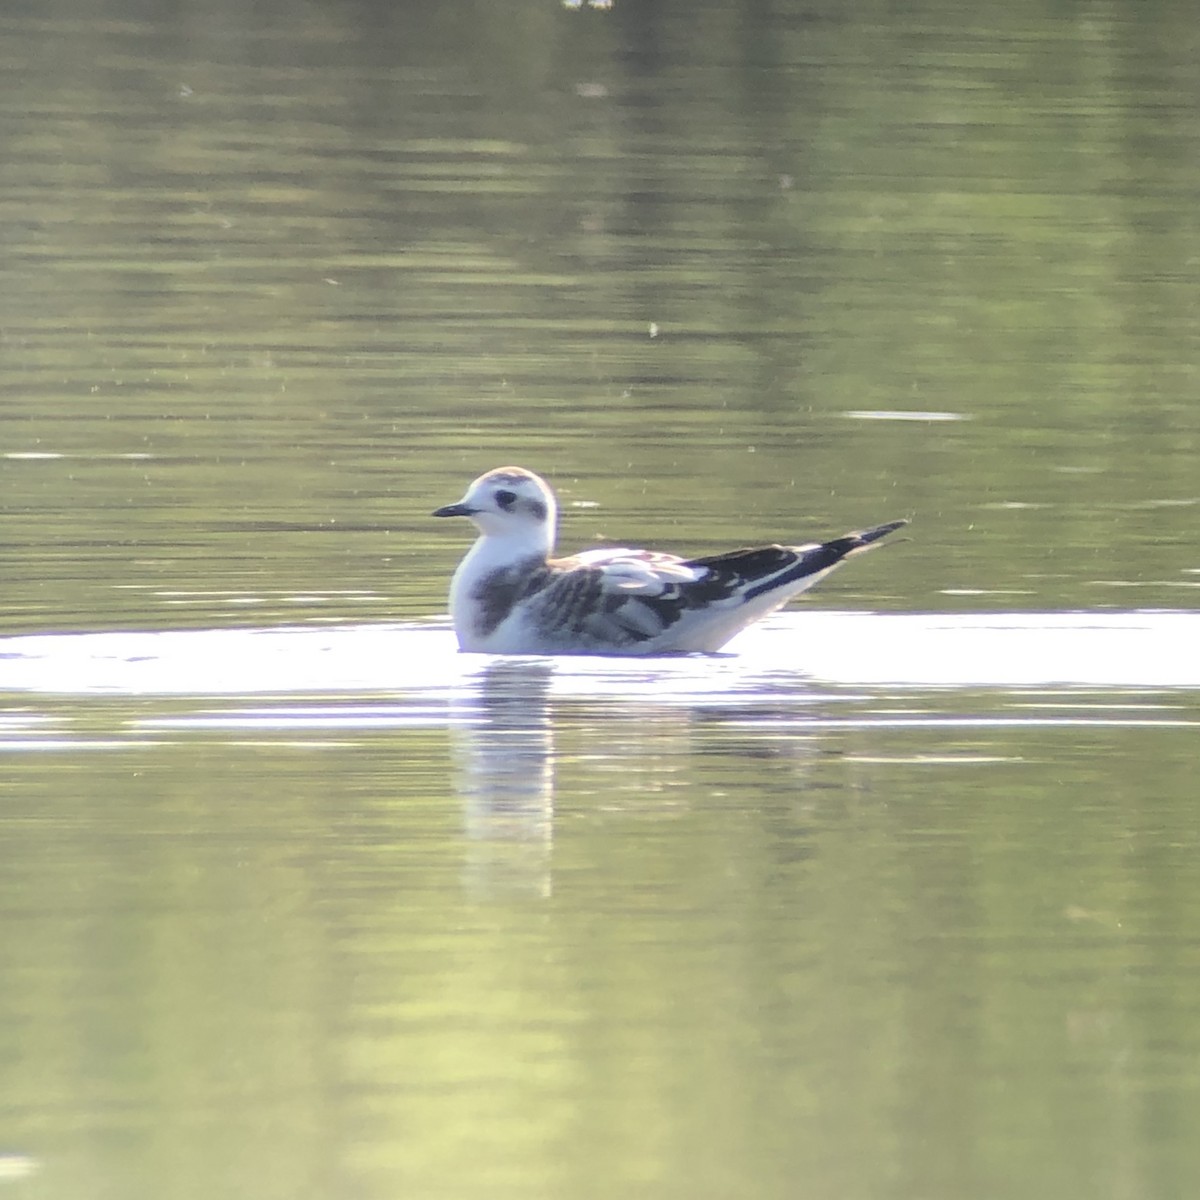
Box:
[432,466,906,656]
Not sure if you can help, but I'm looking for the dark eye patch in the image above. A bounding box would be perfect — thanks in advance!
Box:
[494,489,517,510]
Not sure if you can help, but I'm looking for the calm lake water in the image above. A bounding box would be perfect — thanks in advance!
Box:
[2,1,1200,1198]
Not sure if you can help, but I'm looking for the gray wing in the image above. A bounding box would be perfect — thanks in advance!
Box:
[520,550,707,649]
[524,523,906,650]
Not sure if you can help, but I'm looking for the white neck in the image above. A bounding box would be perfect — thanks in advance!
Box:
[448,522,554,626]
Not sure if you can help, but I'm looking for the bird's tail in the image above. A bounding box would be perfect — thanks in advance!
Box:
[805,518,908,567]
[732,519,908,601]
[844,519,908,550]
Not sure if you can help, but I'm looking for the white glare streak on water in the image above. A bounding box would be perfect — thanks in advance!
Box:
[0,613,1196,716]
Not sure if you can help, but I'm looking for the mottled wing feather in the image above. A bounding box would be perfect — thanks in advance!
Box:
[567,546,703,585]
[685,545,816,599]
[510,523,906,651]
[523,547,778,648]
[520,555,696,648]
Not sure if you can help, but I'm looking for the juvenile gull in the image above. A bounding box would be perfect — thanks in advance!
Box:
[432,466,906,656]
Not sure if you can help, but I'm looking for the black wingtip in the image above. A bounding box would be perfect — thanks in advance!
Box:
[816,519,908,565]
[856,518,908,546]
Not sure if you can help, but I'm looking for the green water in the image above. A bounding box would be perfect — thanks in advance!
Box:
[2,1,1199,1198]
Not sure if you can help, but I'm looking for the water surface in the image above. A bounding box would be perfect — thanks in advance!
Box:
[2,1,1200,1198]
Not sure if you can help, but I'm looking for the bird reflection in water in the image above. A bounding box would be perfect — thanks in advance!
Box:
[452,659,556,899]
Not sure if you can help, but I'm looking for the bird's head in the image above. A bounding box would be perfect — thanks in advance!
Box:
[432,466,558,551]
